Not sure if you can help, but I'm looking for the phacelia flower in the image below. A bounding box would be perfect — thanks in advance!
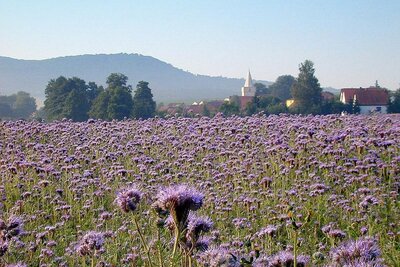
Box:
[328,236,384,266]
[153,185,204,230]
[115,186,142,212]
[74,231,106,256]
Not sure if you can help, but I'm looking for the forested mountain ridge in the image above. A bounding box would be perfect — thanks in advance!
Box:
[0,53,272,103]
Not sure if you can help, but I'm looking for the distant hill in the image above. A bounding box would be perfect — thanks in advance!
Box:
[0,53,272,104]
[323,87,341,95]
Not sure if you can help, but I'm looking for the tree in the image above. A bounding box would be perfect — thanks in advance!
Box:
[63,87,89,121]
[290,60,322,114]
[108,87,134,120]
[106,73,131,91]
[388,88,400,113]
[254,83,270,96]
[89,90,110,120]
[0,102,12,119]
[245,95,286,115]
[0,91,37,119]
[89,73,133,120]
[269,75,295,101]
[44,77,90,121]
[132,81,156,119]
[219,101,240,116]
[244,97,258,115]
[87,82,104,106]
[62,77,93,121]
[13,91,37,118]
[320,97,348,115]
[202,104,211,117]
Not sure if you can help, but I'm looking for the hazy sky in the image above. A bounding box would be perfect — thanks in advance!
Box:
[1,0,399,89]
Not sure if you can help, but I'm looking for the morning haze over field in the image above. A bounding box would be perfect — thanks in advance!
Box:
[0,2,400,266]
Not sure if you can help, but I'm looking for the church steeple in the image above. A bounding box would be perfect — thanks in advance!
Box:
[241,70,255,97]
[244,70,253,87]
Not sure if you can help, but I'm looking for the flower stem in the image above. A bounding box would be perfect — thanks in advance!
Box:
[171,227,180,265]
[133,216,153,267]
[293,230,298,267]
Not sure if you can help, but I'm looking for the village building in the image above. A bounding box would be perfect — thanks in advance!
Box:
[230,70,256,110]
[340,87,389,114]
[241,71,256,97]
[189,100,224,115]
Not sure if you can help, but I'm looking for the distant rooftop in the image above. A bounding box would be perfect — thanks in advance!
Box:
[340,87,389,106]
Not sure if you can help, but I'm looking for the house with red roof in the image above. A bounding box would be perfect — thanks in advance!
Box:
[340,87,389,114]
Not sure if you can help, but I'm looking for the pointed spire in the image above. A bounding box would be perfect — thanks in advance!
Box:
[244,70,253,87]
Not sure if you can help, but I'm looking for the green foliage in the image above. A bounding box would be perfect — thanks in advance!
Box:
[244,97,258,115]
[0,102,13,118]
[388,88,400,113]
[291,60,322,114]
[269,75,295,101]
[0,95,14,119]
[108,87,134,120]
[89,73,134,121]
[31,107,47,121]
[219,101,240,116]
[320,99,348,115]
[12,91,37,118]
[89,90,110,120]
[63,87,90,122]
[87,82,104,106]
[132,81,156,119]
[229,95,241,106]
[202,104,211,117]
[254,82,270,96]
[106,73,131,92]
[245,95,287,115]
[0,91,37,120]
[44,77,99,121]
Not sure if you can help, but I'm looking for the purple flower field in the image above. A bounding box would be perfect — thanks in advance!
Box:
[0,114,399,266]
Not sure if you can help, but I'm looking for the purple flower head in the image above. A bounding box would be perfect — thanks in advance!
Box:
[115,186,142,213]
[194,236,211,252]
[4,216,24,239]
[186,213,213,244]
[0,239,9,257]
[359,195,379,209]
[155,185,204,211]
[5,263,27,267]
[154,185,204,230]
[268,250,310,267]
[197,247,241,267]
[74,231,106,256]
[257,225,278,237]
[0,219,6,230]
[187,213,213,237]
[328,229,347,239]
[329,236,384,266]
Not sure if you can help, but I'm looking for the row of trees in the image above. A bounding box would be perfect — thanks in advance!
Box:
[216,60,348,117]
[0,91,37,120]
[44,73,156,121]
[245,60,365,116]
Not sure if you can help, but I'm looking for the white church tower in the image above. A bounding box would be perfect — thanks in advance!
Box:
[241,70,256,97]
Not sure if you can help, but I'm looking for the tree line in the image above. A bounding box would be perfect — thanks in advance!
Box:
[217,60,399,117]
[0,91,37,120]
[43,73,156,121]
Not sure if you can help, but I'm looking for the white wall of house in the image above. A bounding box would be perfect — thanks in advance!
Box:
[359,105,387,114]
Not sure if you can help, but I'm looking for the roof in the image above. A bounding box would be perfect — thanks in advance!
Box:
[205,100,224,111]
[340,87,389,106]
[244,70,253,87]
[321,91,335,100]
[188,104,203,114]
